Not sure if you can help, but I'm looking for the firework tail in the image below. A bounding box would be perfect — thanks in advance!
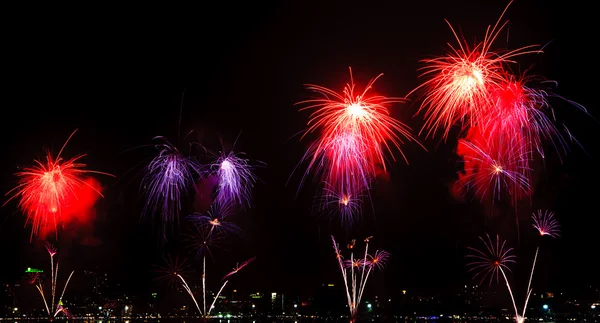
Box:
[34,249,75,318]
[202,255,206,315]
[34,282,51,316]
[177,274,203,315]
[499,267,521,322]
[208,280,229,315]
[521,246,539,320]
[333,238,352,313]
[53,270,74,318]
[332,236,374,322]
[51,254,56,314]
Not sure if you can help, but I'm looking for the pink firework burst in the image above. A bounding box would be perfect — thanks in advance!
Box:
[368,250,391,271]
[222,257,256,280]
[466,233,516,286]
[532,210,560,238]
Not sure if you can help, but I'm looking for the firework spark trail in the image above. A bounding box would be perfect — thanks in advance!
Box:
[29,244,75,319]
[333,237,353,313]
[331,235,389,322]
[410,0,542,140]
[297,68,423,221]
[3,129,113,240]
[141,136,202,237]
[177,274,203,315]
[499,266,521,322]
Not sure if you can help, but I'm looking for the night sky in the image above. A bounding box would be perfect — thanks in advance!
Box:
[1,0,598,303]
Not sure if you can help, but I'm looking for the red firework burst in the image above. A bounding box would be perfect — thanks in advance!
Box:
[411,1,541,140]
[296,67,422,219]
[3,130,113,239]
[482,73,567,159]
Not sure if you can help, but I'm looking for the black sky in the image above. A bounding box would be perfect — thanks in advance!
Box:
[1,0,598,302]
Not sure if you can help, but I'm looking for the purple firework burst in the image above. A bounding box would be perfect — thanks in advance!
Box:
[190,201,243,237]
[141,137,203,233]
[532,210,560,238]
[212,150,258,208]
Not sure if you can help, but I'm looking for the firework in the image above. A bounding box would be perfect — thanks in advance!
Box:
[454,128,533,204]
[190,201,243,237]
[27,243,75,319]
[466,234,516,287]
[178,208,254,318]
[296,67,422,221]
[522,211,560,319]
[410,1,541,140]
[318,183,367,226]
[155,255,192,288]
[532,210,560,238]
[331,235,389,322]
[3,129,113,240]
[158,255,255,317]
[187,223,226,261]
[467,227,558,323]
[207,257,256,314]
[208,136,261,208]
[141,136,203,237]
[466,234,520,321]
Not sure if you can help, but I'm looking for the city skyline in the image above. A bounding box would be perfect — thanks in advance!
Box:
[3,275,598,320]
[0,0,598,318]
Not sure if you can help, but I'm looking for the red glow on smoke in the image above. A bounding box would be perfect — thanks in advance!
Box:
[38,177,104,239]
[452,124,531,204]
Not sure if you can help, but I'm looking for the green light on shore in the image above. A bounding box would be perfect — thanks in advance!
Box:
[25,267,43,273]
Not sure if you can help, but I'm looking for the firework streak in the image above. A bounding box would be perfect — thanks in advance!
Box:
[297,68,423,222]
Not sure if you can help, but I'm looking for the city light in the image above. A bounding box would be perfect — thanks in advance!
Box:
[543,304,549,310]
